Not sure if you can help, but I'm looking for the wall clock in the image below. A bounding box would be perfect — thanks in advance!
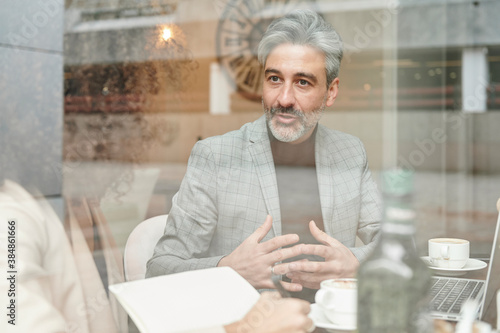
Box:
[216,0,317,101]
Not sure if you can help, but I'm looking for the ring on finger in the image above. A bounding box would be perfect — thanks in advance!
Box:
[271,265,276,275]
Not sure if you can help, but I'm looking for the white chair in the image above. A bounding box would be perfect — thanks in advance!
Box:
[123,214,168,281]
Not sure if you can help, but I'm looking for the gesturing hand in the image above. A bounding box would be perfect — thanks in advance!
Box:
[217,215,303,290]
[284,220,359,289]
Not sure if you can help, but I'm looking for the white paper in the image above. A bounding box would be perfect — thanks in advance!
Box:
[109,267,260,333]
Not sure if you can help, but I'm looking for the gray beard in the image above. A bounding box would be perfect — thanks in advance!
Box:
[264,105,324,143]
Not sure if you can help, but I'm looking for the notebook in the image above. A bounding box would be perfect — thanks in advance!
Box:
[109,267,260,333]
[429,207,500,321]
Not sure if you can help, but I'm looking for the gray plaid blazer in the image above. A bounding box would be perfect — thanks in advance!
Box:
[146,115,381,277]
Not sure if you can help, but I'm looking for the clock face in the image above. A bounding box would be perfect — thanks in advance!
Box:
[216,0,317,101]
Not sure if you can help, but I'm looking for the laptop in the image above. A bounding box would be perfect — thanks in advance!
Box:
[429,207,500,321]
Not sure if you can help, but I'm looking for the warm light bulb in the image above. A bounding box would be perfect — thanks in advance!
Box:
[162,28,172,41]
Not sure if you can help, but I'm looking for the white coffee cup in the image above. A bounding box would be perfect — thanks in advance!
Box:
[315,278,357,327]
[428,238,470,269]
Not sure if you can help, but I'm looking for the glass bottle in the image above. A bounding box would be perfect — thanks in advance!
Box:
[357,169,432,333]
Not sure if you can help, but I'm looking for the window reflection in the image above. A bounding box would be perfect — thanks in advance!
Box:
[2,0,500,330]
[60,0,500,281]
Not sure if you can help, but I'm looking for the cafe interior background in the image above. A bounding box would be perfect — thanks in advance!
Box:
[2,0,500,330]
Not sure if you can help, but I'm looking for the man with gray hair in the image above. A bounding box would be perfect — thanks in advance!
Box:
[147,9,381,302]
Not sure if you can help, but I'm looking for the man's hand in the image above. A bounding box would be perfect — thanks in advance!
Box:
[217,215,303,290]
[224,292,314,333]
[280,220,359,289]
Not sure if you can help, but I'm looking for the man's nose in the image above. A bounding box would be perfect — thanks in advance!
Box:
[276,83,295,108]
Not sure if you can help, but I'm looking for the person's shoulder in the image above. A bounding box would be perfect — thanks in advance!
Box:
[197,116,264,148]
[188,118,262,164]
[317,125,368,164]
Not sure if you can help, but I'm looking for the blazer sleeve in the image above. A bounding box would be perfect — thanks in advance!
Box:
[146,140,224,277]
[349,144,382,262]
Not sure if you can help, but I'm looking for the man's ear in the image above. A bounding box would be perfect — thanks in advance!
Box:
[325,78,339,107]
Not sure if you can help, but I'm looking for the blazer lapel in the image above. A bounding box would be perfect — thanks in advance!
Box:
[248,116,281,237]
[315,125,335,235]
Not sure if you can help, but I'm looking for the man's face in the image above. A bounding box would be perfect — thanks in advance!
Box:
[262,43,339,144]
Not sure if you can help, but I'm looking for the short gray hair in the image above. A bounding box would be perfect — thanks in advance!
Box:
[257,9,343,86]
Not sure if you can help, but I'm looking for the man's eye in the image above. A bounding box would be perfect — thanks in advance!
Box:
[270,76,280,82]
[298,79,309,86]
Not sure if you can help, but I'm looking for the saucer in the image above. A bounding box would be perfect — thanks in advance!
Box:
[309,304,356,332]
[420,257,487,276]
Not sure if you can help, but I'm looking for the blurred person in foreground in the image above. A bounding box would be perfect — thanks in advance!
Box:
[0,137,113,332]
[147,9,382,302]
[0,107,144,332]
